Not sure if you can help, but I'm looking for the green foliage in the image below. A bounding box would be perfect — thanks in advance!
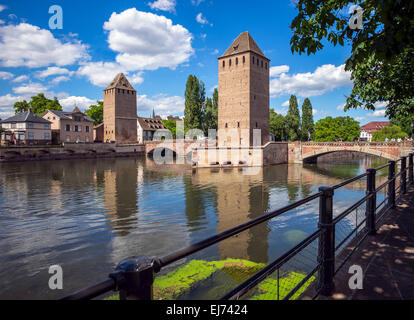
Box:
[13,93,62,115]
[162,119,177,139]
[184,75,205,132]
[286,95,301,141]
[372,125,409,142]
[105,259,314,301]
[391,114,414,138]
[301,98,314,141]
[202,96,218,135]
[85,101,103,126]
[270,108,288,141]
[290,1,414,119]
[314,116,360,142]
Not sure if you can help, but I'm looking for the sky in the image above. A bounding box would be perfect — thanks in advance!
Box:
[0,0,389,124]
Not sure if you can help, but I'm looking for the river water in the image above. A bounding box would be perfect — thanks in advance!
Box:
[0,154,388,299]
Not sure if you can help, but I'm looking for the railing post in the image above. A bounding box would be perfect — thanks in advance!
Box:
[110,257,158,300]
[409,153,414,185]
[317,186,335,296]
[401,156,407,195]
[366,169,377,235]
[388,161,396,209]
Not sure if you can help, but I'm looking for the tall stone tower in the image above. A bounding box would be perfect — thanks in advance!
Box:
[103,73,137,144]
[218,32,270,147]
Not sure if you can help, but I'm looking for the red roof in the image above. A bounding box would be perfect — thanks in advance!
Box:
[360,121,390,134]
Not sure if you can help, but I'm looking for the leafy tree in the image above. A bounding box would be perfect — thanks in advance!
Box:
[184,75,205,131]
[290,1,414,119]
[301,98,314,141]
[372,125,409,142]
[85,101,103,126]
[162,119,177,139]
[202,97,217,135]
[390,114,414,138]
[285,95,301,141]
[270,108,288,141]
[13,93,62,115]
[314,116,360,142]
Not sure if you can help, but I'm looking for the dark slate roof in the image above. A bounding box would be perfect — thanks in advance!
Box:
[220,31,269,60]
[137,117,167,132]
[1,111,51,124]
[106,73,136,91]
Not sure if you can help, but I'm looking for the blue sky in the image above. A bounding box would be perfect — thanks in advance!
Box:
[0,0,388,124]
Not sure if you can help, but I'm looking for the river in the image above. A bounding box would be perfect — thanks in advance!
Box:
[0,153,389,299]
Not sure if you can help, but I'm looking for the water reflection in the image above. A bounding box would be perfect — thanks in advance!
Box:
[0,153,388,299]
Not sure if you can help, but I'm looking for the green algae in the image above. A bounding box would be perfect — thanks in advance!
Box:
[105,259,314,301]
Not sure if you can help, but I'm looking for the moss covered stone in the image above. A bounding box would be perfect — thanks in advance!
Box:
[105,259,314,301]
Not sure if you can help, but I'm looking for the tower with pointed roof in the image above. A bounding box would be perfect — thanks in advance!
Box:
[218,31,270,147]
[103,73,137,143]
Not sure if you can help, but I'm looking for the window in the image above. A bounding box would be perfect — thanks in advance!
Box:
[28,123,34,128]
[256,122,258,128]
[86,126,90,133]
[74,116,81,122]
[44,133,50,140]
[44,124,50,129]
[257,59,259,66]
[236,57,238,65]
[75,126,79,132]
[223,60,225,68]
[237,122,240,128]
[86,136,90,143]
[66,124,71,131]
[225,123,228,128]
[243,56,245,63]
[17,123,24,129]
[261,61,263,68]
[252,57,255,64]
[28,132,34,140]
[79,126,82,132]
[229,59,231,66]
[265,63,267,70]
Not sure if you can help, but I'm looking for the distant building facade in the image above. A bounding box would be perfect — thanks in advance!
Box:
[103,73,138,144]
[0,110,52,145]
[218,31,270,147]
[137,117,167,143]
[42,107,94,144]
[360,121,391,142]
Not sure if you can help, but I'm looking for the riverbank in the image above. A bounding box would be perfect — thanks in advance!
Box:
[0,143,145,163]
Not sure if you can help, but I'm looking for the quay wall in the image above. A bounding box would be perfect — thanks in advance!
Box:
[0,143,145,163]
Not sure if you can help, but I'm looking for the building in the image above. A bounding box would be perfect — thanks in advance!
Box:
[167,116,181,121]
[137,117,167,143]
[360,121,391,142]
[218,31,270,147]
[0,110,52,145]
[42,107,94,143]
[103,73,138,144]
[94,123,104,143]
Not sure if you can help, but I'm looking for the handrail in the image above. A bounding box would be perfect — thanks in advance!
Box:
[61,152,414,301]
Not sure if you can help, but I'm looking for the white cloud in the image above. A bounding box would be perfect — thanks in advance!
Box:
[282,100,290,107]
[0,71,13,79]
[355,117,366,122]
[270,64,352,97]
[0,20,5,25]
[0,94,22,107]
[313,109,318,115]
[336,103,346,111]
[212,49,219,55]
[0,5,6,12]
[138,94,184,117]
[12,75,29,82]
[78,61,126,87]
[191,0,205,5]
[196,13,212,26]
[50,75,71,85]
[103,9,194,71]
[59,96,97,111]
[270,65,290,78]
[37,67,73,79]
[129,72,145,85]
[148,0,176,13]
[368,109,387,117]
[0,23,89,68]
[12,83,48,95]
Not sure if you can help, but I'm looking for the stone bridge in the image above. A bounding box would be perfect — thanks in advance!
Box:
[288,142,414,163]
[145,140,208,157]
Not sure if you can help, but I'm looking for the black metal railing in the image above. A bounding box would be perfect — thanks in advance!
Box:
[61,153,414,301]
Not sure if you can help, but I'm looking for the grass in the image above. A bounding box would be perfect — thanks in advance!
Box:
[105,259,314,301]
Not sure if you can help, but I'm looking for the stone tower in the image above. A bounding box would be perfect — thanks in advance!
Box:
[218,32,270,147]
[103,73,137,144]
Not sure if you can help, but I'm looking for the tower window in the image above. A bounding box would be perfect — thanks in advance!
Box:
[237,122,240,128]
[265,63,267,70]
[261,61,263,68]
[229,59,232,66]
[257,59,259,66]
[243,56,245,63]
[252,57,255,64]
[256,122,258,128]
[225,123,228,128]
[223,60,225,68]
[236,57,238,65]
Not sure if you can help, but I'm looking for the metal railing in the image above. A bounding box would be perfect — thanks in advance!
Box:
[61,153,414,301]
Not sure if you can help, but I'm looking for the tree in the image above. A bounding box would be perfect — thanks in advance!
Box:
[391,114,414,138]
[301,98,314,141]
[184,75,205,132]
[314,116,360,142]
[372,125,409,142]
[162,119,177,139]
[202,98,216,135]
[13,93,62,115]
[85,101,103,126]
[285,95,301,141]
[270,108,288,141]
[290,1,414,119]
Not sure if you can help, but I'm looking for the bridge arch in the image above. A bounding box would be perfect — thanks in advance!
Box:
[302,149,398,163]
